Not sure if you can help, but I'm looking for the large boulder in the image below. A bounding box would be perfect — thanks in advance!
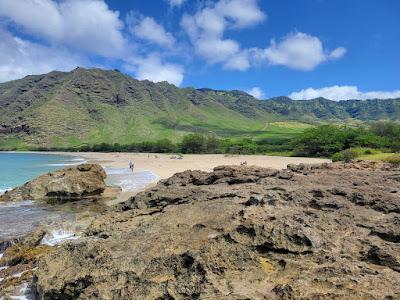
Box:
[0,164,107,202]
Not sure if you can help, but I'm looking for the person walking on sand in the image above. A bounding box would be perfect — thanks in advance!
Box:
[129,161,134,172]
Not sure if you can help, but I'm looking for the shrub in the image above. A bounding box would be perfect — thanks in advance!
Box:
[205,136,221,153]
[293,125,348,157]
[384,154,400,166]
[181,133,206,153]
[332,149,358,162]
[349,147,381,156]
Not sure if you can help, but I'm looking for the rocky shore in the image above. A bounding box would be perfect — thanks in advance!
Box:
[1,161,400,299]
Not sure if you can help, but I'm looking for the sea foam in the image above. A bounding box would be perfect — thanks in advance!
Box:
[105,167,157,192]
[41,230,80,246]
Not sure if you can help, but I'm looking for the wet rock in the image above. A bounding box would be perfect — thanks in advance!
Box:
[0,164,108,202]
[1,244,53,267]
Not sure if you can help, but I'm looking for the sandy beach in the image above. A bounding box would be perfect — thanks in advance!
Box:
[55,152,330,180]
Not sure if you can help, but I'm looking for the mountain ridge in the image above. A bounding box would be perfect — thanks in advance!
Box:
[0,67,399,149]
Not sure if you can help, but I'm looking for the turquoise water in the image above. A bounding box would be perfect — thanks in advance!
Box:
[0,153,85,239]
[0,152,157,240]
[0,152,86,193]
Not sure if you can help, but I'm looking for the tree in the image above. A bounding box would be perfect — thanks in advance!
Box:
[205,136,221,153]
[293,125,347,157]
[181,134,206,153]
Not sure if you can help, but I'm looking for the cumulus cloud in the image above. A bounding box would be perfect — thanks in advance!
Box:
[217,0,266,28]
[127,14,175,48]
[0,0,126,57]
[167,0,185,7]
[126,55,184,86]
[181,0,265,70]
[252,32,346,71]
[246,87,264,99]
[0,27,82,82]
[0,0,184,85]
[289,85,400,101]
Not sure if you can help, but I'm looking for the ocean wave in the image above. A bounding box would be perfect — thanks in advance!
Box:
[0,200,34,208]
[45,163,81,167]
[44,156,87,167]
[104,167,132,175]
[0,187,11,195]
[105,168,157,192]
[41,230,80,246]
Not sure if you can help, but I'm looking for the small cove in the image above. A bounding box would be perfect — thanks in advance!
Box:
[0,152,157,240]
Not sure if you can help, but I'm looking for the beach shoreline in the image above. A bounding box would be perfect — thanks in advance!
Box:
[5,151,331,202]
[3,151,331,179]
[49,151,330,178]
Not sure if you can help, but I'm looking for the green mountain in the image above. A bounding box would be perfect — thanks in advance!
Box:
[0,68,399,149]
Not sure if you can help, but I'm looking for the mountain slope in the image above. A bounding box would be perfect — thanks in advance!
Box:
[0,68,399,149]
[265,97,400,121]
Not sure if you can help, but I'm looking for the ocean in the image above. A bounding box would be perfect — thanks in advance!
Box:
[0,152,86,194]
[0,152,157,240]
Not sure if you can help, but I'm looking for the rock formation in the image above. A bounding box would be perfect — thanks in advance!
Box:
[0,164,108,202]
[1,161,400,299]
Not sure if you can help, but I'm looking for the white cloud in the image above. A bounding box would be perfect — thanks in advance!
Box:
[246,87,264,99]
[0,0,126,57]
[0,27,82,82]
[195,38,239,64]
[0,0,185,85]
[128,14,175,48]
[167,0,185,7]
[181,0,265,70]
[215,0,266,28]
[329,47,347,60]
[224,51,250,70]
[253,32,346,71]
[289,85,400,101]
[127,55,184,86]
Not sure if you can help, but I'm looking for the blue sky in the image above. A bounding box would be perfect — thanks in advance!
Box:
[0,0,399,100]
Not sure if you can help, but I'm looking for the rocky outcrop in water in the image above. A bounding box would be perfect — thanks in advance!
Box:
[0,164,108,202]
[1,161,400,299]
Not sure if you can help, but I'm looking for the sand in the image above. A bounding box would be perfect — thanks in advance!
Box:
[54,152,330,180]
[34,152,331,203]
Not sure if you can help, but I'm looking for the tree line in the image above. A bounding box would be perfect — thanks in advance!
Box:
[292,122,400,157]
[34,122,400,159]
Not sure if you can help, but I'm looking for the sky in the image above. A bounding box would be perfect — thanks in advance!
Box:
[0,0,399,101]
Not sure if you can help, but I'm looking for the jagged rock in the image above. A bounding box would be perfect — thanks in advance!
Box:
[5,161,400,299]
[0,164,108,202]
[363,245,400,272]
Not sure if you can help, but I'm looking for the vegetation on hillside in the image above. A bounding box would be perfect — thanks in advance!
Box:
[292,121,400,161]
[1,68,400,150]
[20,122,400,163]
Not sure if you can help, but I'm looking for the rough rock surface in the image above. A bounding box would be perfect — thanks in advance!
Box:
[0,164,107,202]
[4,161,400,299]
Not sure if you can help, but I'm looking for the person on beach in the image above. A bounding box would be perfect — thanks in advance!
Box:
[129,161,134,172]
